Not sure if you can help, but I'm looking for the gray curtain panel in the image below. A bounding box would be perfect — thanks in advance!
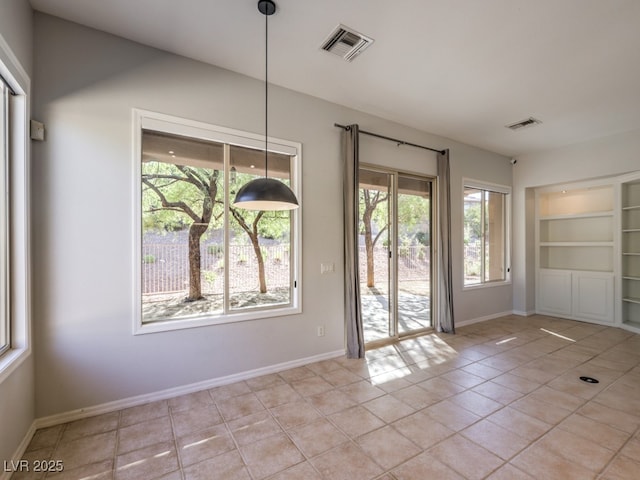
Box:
[343,124,365,358]
[437,149,455,333]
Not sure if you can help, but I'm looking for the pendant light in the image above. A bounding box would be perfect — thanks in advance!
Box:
[233,0,299,211]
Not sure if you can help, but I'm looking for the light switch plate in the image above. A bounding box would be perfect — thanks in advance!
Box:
[320,262,335,274]
[30,120,45,141]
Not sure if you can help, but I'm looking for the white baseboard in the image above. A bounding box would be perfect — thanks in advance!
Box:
[512,309,536,317]
[34,348,345,430]
[456,310,514,328]
[1,421,36,480]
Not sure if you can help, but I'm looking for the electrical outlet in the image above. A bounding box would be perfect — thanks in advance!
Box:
[317,326,325,337]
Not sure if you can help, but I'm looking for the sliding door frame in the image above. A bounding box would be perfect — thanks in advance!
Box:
[360,164,437,348]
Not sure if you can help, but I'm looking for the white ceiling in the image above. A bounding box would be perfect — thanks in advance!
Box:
[29,0,640,157]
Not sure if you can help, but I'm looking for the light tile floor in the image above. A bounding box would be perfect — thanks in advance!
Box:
[15,315,640,479]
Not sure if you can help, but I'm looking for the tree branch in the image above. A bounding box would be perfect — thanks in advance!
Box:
[142,178,200,222]
[141,173,188,183]
[175,165,208,193]
[252,211,265,237]
[229,207,251,237]
[372,224,388,247]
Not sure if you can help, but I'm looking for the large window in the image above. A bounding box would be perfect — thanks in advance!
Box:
[134,111,301,333]
[0,80,9,355]
[463,180,510,287]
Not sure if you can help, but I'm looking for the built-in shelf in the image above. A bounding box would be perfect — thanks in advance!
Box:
[539,211,614,220]
[540,242,613,247]
[535,174,640,332]
[539,215,613,244]
[536,182,615,325]
[621,177,640,329]
[623,319,640,330]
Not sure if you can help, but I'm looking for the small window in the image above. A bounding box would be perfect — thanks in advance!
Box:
[134,111,301,333]
[0,80,9,355]
[463,180,510,287]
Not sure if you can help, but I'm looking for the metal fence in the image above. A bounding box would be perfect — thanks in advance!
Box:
[143,243,434,296]
[464,241,482,283]
[358,245,430,284]
[142,244,290,295]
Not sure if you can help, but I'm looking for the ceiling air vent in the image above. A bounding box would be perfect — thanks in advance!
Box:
[506,117,542,131]
[321,24,373,62]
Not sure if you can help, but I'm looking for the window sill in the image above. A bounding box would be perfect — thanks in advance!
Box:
[0,346,31,384]
[134,304,302,335]
[463,280,512,291]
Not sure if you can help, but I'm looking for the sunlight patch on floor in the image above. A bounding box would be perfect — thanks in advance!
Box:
[540,328,576,342]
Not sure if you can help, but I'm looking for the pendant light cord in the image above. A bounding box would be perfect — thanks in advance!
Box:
[264,8,269,178]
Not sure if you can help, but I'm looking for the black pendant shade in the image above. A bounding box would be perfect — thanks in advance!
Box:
[234,177,299,211]
[233,0,299,211]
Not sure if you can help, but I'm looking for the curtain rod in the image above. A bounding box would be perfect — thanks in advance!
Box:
[334,123,446,155]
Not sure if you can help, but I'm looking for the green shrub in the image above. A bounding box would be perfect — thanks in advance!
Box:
[203,270,217,284]
[207,244,224,257]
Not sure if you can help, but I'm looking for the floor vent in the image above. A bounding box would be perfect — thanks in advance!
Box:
[506,117,542,131]
[321,24,373,62]
[579,376,599,384]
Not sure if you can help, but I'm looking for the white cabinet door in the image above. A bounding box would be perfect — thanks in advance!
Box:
[572,272,614,324]
[538,270,572,316]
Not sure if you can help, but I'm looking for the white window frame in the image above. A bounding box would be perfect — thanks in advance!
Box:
[462,178,511,290]
[0,79,11,355]
[0,38,31,382]
[132,109,302,334]
[0,80,9,357]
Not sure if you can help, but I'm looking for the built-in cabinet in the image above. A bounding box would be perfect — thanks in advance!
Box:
[536,182,615,325]
[621,175,640,330]
[536,175,640,333]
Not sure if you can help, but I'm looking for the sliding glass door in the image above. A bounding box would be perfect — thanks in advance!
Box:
[397,174,432,335]
[359,167,433,345]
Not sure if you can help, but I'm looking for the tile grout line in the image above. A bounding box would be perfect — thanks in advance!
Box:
[167,400,187,480]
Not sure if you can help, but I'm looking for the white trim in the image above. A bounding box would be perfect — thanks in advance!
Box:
[34,349,344,430]
[0,82,9,356]
[0,421,36,480]
[511,309,537,317]
[131,109,302,335]
[136,305,303,334]
[137,109,299,155]
[456,310,514,328]
[462,279,512,291]
[0,35,31,382]
[462,177,512,195]
[0,33,29,93]
[462,177,512,290]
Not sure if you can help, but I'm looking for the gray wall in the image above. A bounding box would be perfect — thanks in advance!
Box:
[0,0,33,466]
[0,0,32,72]
[32,13,511,418]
